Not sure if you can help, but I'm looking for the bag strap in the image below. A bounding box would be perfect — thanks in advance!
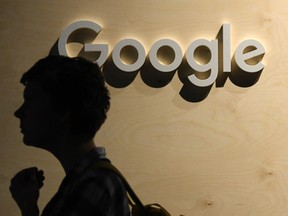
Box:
[89,160,146,209]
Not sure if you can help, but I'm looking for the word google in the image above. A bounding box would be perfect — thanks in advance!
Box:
[58,20,265,102]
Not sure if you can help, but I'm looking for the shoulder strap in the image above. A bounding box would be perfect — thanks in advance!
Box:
[89,160,146,209]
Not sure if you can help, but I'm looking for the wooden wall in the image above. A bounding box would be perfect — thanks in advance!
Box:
[1,0,288,215]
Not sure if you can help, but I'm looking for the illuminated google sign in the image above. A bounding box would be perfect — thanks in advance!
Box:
[58,20,265,102]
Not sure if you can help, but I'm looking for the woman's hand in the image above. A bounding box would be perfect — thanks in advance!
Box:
[10,167,45,216]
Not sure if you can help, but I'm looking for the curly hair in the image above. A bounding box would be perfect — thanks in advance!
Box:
[21,55,110,143]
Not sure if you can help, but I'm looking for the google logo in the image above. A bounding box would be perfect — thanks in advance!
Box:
[58,20,265,102]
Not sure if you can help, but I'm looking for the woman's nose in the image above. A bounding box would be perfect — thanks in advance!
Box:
[14,104,24,119]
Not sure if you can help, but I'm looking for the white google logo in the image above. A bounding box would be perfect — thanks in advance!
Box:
[58,20,265,101]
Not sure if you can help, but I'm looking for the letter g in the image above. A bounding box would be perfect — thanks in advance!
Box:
[58,20,108,67]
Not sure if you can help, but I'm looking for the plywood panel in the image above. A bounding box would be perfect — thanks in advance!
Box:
[1,0,288,215]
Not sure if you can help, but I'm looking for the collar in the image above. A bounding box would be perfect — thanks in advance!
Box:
[69,147,107,177]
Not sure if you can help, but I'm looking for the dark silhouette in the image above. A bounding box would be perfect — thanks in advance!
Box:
[10,55,130,216]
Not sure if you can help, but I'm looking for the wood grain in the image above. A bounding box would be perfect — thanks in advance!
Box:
[1,0,288,215]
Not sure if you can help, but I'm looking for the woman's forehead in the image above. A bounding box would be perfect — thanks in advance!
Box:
[24,82,49,98]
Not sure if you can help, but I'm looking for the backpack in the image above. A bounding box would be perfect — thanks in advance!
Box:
[91,160,171,216]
